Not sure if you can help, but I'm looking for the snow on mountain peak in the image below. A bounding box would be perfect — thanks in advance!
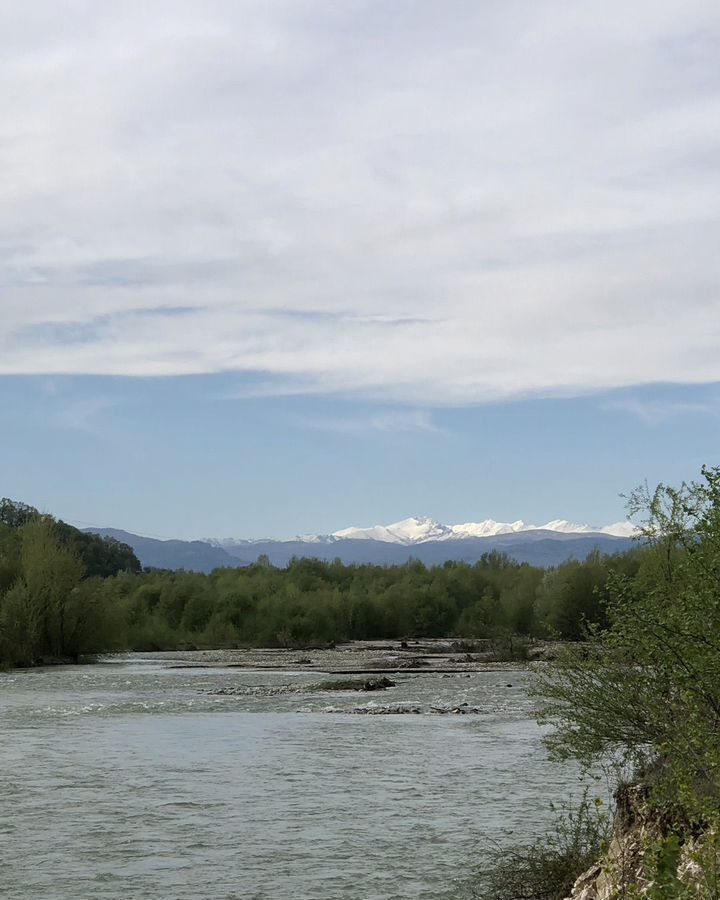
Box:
[538,519,594,534]
[449,519,528,538]
[333,516,453,545]
[329,516,637,544]
[211,516,638,546]
[597,521,639,538]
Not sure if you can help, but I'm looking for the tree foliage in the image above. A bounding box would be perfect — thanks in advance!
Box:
[0,501,141,665]
[537,466,720,819]
[0,505,642,663]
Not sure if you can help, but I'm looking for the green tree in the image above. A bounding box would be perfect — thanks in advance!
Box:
[0,498,37,528]
[0,523,21,596]
[0,517,84,664]
[536,553,609,640]
[537,466,720,819]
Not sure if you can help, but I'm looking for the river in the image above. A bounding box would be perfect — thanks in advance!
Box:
[1,657,588,899]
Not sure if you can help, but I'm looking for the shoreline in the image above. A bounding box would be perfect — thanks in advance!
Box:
[5,638,570,674]
[103,637,559,674]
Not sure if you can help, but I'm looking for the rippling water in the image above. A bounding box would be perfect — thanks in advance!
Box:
[1,658,587,900]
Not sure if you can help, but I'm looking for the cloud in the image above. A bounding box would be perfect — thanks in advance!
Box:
[603,396,720,425]
[1,1,719,403]
[17,306,201,347]
[56,396,118,432]
[307,409,444,436]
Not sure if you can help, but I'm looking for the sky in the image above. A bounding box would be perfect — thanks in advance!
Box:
[1,1,719,539]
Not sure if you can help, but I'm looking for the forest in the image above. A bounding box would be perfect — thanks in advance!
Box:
[0,496,645,667]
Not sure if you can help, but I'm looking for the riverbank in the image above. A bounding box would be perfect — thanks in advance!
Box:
[106,637,564,674]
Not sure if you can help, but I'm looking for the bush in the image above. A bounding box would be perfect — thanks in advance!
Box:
[536,467,720,820]
[472,793,611,900]
[489,634,531,662]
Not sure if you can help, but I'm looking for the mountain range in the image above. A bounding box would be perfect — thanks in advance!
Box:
[86,516,638,573]
[267,515,635,544]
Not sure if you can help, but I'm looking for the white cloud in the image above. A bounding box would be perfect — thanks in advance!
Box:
[1,1,719,403]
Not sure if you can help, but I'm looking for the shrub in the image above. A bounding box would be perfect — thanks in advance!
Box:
[472,792,611,900]
[536,467,720,820]
[489,633,531,662]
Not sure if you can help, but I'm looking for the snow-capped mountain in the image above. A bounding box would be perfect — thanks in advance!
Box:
[209,515,637,549]
[92,516,638,573]
[327,516,636,544]
[332,516,454,544]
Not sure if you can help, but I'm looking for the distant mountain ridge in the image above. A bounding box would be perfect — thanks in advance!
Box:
[209,514,637,548]
[85,515,638,573]
[85,528,248,573]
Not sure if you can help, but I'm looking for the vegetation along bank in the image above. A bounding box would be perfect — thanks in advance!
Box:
[478,467,720,899]
[1,495,642,667]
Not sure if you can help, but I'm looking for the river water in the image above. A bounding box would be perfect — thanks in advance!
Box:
[1,658,589,900]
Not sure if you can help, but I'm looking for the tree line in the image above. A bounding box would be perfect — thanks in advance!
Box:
[0,496,649,666]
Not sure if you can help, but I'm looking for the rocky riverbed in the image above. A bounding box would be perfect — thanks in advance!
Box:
[204,673,488,714]
[115,637,556,673]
